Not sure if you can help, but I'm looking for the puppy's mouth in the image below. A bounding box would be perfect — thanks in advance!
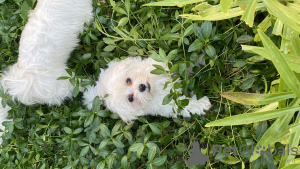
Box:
[147,82,151,92]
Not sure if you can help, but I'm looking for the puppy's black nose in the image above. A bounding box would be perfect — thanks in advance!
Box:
[139,84,146,92]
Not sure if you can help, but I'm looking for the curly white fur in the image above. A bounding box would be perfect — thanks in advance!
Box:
[83,57,212,123]
[0,0,93,143]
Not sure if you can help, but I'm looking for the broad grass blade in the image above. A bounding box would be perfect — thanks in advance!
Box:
[250,98,300,162]
[220,0,233,14]
[143,0,204,7]
[279,113,300,168]
[205,106,300,127]
[258,30,300,98]
[180,3,265,20]
[221,92,296,105]
[263,0,300,34]
[242,45,300,73]
[281,158,300,169]
[241,0,258,27]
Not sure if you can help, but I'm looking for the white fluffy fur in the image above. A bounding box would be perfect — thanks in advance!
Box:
[83,57,212,122]
[0,0,93,143]
[0,99,11,144]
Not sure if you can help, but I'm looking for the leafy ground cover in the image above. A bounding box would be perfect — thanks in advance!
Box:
[0,0,299,168]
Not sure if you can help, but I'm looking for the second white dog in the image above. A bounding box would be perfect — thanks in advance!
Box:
[83,57,212,122]
[0,0,93,143]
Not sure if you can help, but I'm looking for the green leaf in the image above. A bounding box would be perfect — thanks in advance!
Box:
[147,143,158,162]
[121,156,128,168]
[221,92,296,105]
[193,26,203,39]
[148,145,157,161]
[159,48,166,58]
[73,128,83,135]
[112,138,125,148]
[263,0,300,34]
[20,1,32,22]
[57,76,70,80]
[118,17,129,26]
[179,99,189,107]
[255,121,267,141]
[162,93,174,105]
[188,39,204,52]
[205,44,216,58]
[143,0,205,7]
[183,24,194,37]
[129,143,143,151]
[149,123,161,135]
[73,86,80,98]
[206,106,300,127]
[220,155,240,164]
[258,30,300,98]
[170,63,179,73]
[171,23,182,33]
[125,0,130,14]
[180,3,266,21]
[113,7,127,15]
[220,0,233,14]
[233,60,246,68]
[279,113,300,168]
[129,143,144,158]
[80,146,90,157]
[103,45,116,52]
[150,53,166,62]
[179,63,187,75]
[236,35,254,43]
[82,53,92,60]
[63,127,72,134]
[272,18,283,36]
[111,122,121,136]
[201,21,212,39]
[173,82,183,89]
[281,158,300,169]
[150,69,166,75]
[166,49,178,61]
[161,33,181,40]
[241,78,255,91]
[92,96,100,112]
[138,116,149,123]
[153,155,167,166]
[242,45,300,73]
[36,110,43,116]
[241,0,257,27]
[98,139,110,150]
[100,124,111,137]
[112,27,131,39]
[84,114,94,127]
[137,144,145,159]
[290,32,300,56]
[96,161,106,169]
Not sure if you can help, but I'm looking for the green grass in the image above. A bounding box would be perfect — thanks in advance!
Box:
[1,0,299,168]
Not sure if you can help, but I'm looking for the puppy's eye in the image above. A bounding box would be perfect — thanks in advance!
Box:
[128,95,134,102]
[126,78,131,84]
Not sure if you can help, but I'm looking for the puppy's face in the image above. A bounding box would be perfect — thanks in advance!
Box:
[101,57,157,115]
[123,72,153,106]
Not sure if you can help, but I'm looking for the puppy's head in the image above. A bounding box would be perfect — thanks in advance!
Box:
[99,57,161,121]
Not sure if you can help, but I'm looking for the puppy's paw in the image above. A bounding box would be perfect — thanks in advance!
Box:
[182,96,211,117]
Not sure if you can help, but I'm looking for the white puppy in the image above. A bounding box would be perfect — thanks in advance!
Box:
[83,57,212,122]
[0,0,93,143]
